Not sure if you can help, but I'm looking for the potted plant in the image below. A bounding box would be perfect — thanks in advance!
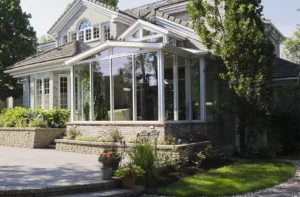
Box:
[98,150,114,180]
[114,164,145,189]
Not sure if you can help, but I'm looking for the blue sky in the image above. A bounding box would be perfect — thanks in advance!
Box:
[20,0,299,38]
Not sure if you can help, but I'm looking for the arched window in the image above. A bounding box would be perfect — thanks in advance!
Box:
[78,20,91,30]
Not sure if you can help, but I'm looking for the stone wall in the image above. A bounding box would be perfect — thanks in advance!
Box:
[55,139,210,156]
[0,128,65,149]
[67,122,219,141]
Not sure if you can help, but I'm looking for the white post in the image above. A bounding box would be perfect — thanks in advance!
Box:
[70,66,74,122]
[109,48,114,121]
[132,55,137,121]
[200,56,206,122]
[89,62,94,121]
[173,55,178,121]
[158,50,165,122]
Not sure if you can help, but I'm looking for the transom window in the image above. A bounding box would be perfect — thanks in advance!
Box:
[126,28,163,43]
[79,20,91,30]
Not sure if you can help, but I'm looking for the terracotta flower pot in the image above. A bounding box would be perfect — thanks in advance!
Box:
[101,167,112,180]
[121,176,136,189]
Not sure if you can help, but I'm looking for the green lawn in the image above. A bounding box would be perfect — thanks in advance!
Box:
[152,161,295,197]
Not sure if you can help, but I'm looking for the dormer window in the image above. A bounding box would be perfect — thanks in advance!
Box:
[71,19,101,42]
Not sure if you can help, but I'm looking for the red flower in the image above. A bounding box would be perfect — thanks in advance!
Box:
[125,168,130,172]
[106,153,111,158]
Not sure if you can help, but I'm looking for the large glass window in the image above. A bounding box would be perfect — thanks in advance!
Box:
[135,52,158,121]
[178,56,186,120]
[126,28,163,43]
[191,59,201,120]
[74,63,90,121]
[164,52,175,120]
[93,60,110,121]
[112,56,133,121]
[59,77,68,109]
[36,79,42,109]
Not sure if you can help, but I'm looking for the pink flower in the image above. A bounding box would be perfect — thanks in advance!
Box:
[125,168,130,172]
[106,153,111,158]
[135,170,139,174]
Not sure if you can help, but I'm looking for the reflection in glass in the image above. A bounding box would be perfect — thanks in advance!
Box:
[112,56,133,121]
[142,29,158,37]
[191,59,201,120]
[164,52,174,120]
[112,48,140,55]
[178,56,186,120]
[135,52,158,121]
[74,63,90,121]
[93,60,110,121]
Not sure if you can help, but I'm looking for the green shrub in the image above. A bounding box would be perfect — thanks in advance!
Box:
[130,142,156,186]
[0,107,70,128]
[28,117,48,128]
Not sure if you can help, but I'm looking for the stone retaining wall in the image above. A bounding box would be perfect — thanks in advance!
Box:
[55,139,210,156]
[0,128,65,148]
[67,122,219,141]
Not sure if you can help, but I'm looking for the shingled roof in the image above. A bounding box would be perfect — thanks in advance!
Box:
[10,41,91,69]
[273,57,300,79]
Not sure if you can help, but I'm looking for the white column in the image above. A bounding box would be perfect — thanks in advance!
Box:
[89,62,94,121]
[173,55,179,121]
[132,55,137,121]
[70,66,74,122]
[200,56,206,122]
[158,50,165,122]
[109,48,114,121]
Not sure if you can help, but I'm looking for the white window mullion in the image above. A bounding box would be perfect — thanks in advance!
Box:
[132,55,137,121]
[70,66,75,122]
[89,63,94,121]
[84,29,87,41]
[200,56,206,122]
[173,55,179,121]
[158,50,165,122]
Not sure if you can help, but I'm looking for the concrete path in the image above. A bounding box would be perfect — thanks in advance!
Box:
[0,146,103,187]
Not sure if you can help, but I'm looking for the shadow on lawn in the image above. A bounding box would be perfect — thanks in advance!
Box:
[153,161,295,197]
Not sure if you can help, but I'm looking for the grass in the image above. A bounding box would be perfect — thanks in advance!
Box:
[152,161,296,197]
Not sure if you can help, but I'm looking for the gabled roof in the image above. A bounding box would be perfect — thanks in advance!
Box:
[272,57,300,79]
[9,41,91,69]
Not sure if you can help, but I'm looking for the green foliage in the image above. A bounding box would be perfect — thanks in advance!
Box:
[96,0,118,7]
[0,0,37,100]
[153,161,295,197]
[0,107,70,128]
[109,128,123,142]
[130,142,156,186]
[38,35,54,44]
[114,164,145,178]
[28,117,48,128]
[188,0,275,153]
[282,27,300,64]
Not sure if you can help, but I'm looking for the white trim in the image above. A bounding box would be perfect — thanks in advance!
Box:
[158,50,165,122]
[70,66,75,122]
[89,62,94,121]
[65,41,164,66]
[119,19,169,40]
[158,1,188,15]
[132,55,137,121]
[273,77,299,81]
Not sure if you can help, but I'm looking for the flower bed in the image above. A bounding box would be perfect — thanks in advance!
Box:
[0,128,65,148]
[55,139,210,157]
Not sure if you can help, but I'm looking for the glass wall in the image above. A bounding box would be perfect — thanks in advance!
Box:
[112,56,133,121]
[93,60,110,121]
[178,56,186,120]
[164,52,174,120]
[191,59,201,120]
[74,63,90,121]
[135,52,158,121]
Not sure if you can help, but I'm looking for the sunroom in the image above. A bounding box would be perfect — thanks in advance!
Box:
[64,21,219,139]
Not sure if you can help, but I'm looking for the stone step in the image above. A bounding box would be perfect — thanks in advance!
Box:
[0,179,121,197]
[53,186,145,197]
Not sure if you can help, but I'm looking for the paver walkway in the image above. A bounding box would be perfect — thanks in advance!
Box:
[142,160,300,197]
[0,146,103,187]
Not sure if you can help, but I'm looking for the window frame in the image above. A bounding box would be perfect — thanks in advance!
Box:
[102,22,110,41]
[58,75,71,109]
[35,78,50,110]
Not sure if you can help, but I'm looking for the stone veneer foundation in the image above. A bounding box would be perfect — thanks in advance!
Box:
[67,121,219,141]
[0,128,65,149]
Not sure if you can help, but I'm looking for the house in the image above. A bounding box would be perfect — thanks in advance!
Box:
[4,0,294,141]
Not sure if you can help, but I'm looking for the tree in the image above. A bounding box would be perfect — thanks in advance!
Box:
[96,0,118,7]
[39,35,54,44]
[282,27,300,64]
[188,0,275,154]
[0,0,37,100]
